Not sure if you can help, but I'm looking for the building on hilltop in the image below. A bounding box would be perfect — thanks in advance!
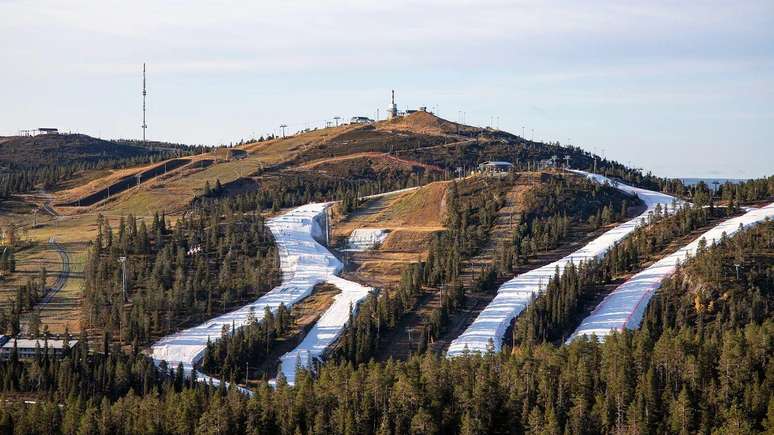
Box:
[17,128,59,136]
[350,116,374,124]
[385,91,431,120]
[478,161,514,175]
[405,106,428,115]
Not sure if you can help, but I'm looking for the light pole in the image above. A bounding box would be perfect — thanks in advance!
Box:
[118,256,128,302]
[280,124,287,138]
[334,116,340,127]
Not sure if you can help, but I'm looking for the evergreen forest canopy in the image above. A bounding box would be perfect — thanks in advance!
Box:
[0,117,773,434]
[0,218,770,434]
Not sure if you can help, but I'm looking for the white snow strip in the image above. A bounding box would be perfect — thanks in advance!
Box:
[567,202,774,342]
[345,228,390,251]
[151,201,375,388]
[150,202,342,370]
[276,275,372,385]
[447,170,679,357]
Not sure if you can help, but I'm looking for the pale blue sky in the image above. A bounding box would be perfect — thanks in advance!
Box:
[1,0,772,178]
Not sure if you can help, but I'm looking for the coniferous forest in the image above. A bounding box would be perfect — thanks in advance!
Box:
[0,219,770,434]
[82,204,280,345]
[2,121,773,435]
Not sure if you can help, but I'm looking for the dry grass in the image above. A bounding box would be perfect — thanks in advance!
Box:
[379,229,440,253]
[375,111,470,136]
[331,181,451,287]
[38,248,86,334]
[334,181,448,238]
[299,152,443,174]
[54,161,159,203]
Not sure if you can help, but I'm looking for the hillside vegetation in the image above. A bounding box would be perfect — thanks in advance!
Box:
[3,109,772,434]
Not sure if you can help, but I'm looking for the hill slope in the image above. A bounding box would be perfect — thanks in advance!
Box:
[0,134,157,169]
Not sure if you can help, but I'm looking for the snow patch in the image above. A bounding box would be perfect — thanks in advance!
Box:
[345,228,389,251]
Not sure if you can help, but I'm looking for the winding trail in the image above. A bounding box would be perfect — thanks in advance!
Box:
[40,238,70,304]
[447,170,679,356]
[567,202,774,342]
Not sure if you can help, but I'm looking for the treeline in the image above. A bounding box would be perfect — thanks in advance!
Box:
[512,203,733,346]
[110,139,208,153]
[647,219,774,332]
[716,175,774,204]
[334,174,634,364]
[332,178,506,364]
[200,304,292,383]
[83,203,279,345]
[503,176,633,271]
[0,152,186,199]
[0,275,46,336]
[331,262,462,365]
[196,169,446,214]
[0,221,771,433]
[425,179,506,283]
[404,131,669,193]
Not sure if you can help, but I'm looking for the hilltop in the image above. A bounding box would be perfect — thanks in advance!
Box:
[48,111,656,216]
[0,134,162,169]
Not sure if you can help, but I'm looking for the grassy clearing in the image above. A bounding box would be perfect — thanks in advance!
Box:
[38,247,86,334]
[331,181,451,287]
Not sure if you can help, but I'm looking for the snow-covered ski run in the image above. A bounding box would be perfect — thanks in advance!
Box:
[447,170,679,357]
[150,201,372,387]
[567,201,774,342]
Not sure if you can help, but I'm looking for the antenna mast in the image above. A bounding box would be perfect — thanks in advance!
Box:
[142,63,147,144]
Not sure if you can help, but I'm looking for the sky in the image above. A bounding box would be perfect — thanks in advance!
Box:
[1,0,772,178]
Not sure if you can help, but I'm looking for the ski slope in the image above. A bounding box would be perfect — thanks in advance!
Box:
[447,170,679,357]
[151,202,342,369]
[151,201,374,387]
[276,275,371,385]
[567,202,774,342]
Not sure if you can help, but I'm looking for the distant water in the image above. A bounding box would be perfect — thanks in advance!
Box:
[680,177,747,188]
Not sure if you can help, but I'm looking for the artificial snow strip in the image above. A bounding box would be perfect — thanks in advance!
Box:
[151,201,373,387]
[150,204,337,364]
[567,202,774,342]
[275,275,372,386]
[344,228,390,251]
[446,170,679,357]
